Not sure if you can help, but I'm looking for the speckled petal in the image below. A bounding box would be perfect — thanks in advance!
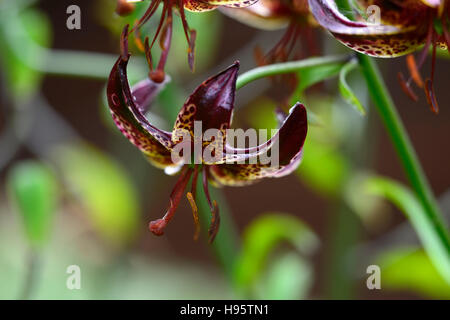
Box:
[183,0,218,12]
[309,0,428,57]
[107,55,177,168]
[172,61,239,146]
[221,0,260,9]
[209,103,308,186]
[219,1,290,30]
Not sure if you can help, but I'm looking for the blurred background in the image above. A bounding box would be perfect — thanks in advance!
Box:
[0,0,449,299]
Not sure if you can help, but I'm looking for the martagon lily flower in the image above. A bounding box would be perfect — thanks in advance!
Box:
[308,0,450,113]
[107,31,308,243]
[221,0,319,64]
[120,0,259,81]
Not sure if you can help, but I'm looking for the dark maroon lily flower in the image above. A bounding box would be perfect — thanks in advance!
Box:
[221,0,319,65]
[107,33,308,243]
[309,0,450,113]
[221,0,321,107]
[123,0,259,81]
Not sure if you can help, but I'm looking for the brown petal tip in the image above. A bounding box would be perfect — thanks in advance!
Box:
[120,24,130,61]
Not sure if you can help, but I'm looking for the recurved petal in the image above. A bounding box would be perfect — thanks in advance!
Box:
[107,55,177,168]
[358,0,430,26]
[219,1,290,30]
[196,0,259,8]
[172,61,239,144]
[131,75,171,114]
[208,103,308,186]
[309,0,427,57]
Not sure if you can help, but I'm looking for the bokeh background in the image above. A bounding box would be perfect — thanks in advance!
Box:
[0,0,449,299]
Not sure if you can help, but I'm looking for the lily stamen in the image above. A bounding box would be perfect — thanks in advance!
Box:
[187,165,201,240]
[186,192,200,241]
[202,166,220,244]
[406,54,424,88]
[149,167,193,236]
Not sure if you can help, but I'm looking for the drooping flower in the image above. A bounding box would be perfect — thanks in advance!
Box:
[121,0,259,80]
[308,0,450,113]
[221,0,319,65]
[107,31,308,243]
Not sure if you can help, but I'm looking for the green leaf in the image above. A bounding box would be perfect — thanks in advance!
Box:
[339,60,366,115]
[254,252,313,300]
[365,176,450,284]
[53,143,140,247]
[297,138,350,197]
[234,213,319,295]
[0,3,51,102]
[376,248,450,299]
[343,172,388,229]
[245,98,279,132]
[7,160,58,249]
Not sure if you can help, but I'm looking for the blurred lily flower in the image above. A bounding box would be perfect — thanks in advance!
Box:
[309,0,450,113]
[123,0,259,79]
[107,32,308,243]
[221,0,319,64]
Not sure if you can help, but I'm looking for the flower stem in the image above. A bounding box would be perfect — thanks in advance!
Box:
[357,55,450,251]
[236,55,350,90]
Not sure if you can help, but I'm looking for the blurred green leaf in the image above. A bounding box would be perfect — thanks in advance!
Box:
[0,2,51,101]
[245,98,279,132]
[297,138,350,197]
[53,143,140,247]
[255,252,313,300]
[365,176,450,284]
[234,213,318,296]
[339,60,366,115]
[375,248,450,299]
[291,60,343,101]
[7,160,58,249]
[343,172,388,229]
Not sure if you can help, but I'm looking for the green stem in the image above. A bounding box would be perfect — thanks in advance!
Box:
[357,55,450,251]
[236,55,349,90]
[41,50,147,81]
[41,50,117,80]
